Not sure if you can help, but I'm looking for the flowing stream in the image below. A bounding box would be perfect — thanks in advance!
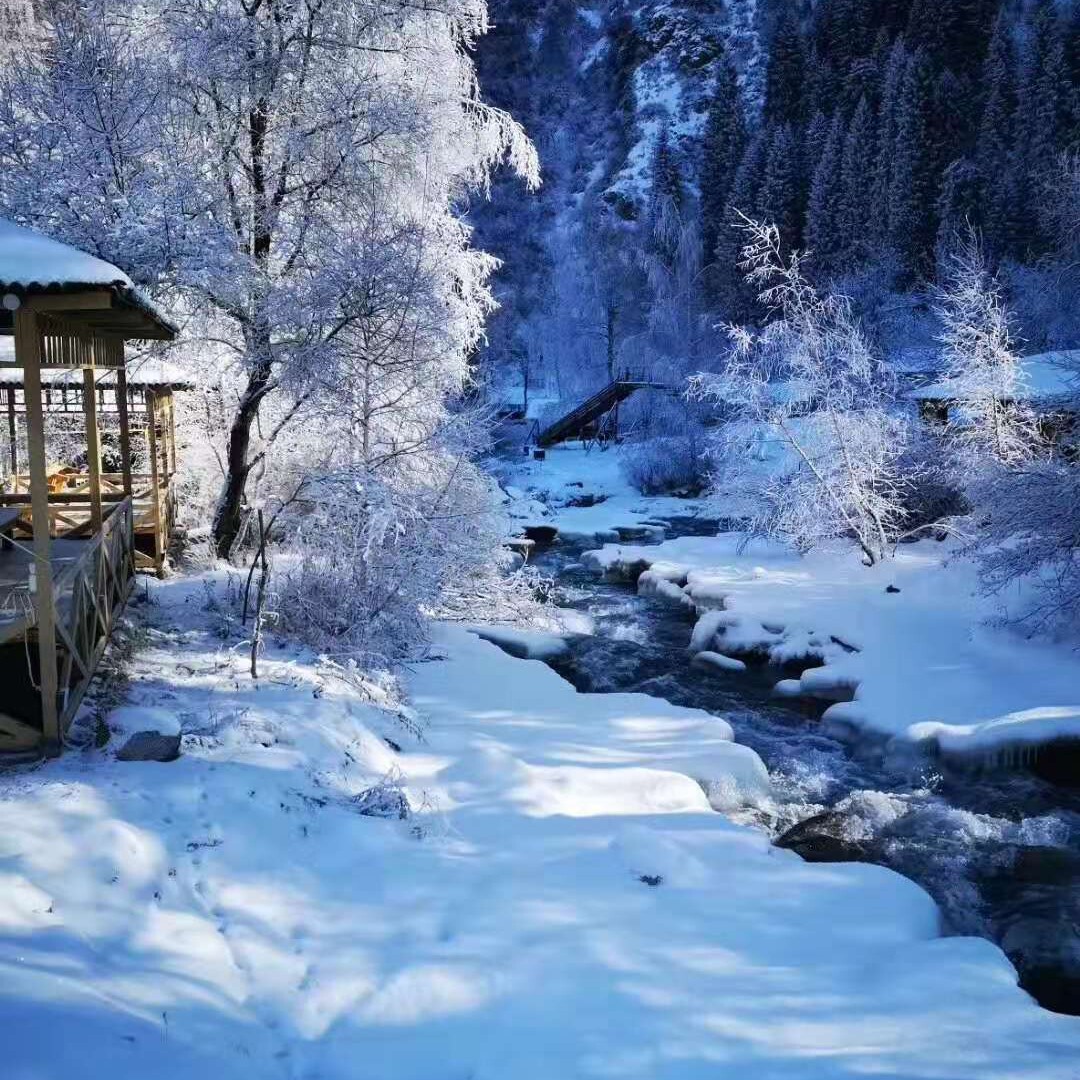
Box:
[528,516,1080,1016]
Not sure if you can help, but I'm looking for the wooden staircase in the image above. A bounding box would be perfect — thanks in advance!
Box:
[535,377,672,448]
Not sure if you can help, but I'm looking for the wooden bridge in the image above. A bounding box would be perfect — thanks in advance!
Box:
[535,376,673,448]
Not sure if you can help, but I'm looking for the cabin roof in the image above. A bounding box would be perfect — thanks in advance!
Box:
[0,218,176,340]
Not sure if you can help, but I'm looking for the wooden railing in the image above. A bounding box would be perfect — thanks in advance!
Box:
[50,496,135,727]
[1,473,171,568]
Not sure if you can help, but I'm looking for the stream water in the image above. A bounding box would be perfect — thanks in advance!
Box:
[529,516,1080,1016]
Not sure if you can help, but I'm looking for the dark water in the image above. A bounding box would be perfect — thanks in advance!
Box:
[530,518,1080,1016]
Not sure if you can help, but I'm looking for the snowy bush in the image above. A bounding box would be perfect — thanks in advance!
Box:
[619,393,710,495]
[971,461,1080,637]
[276,453,543,664]
[692,217,914,565]
[622,435,709,495]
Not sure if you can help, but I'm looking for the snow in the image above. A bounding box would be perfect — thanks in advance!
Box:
[582,530,1080,764]
[0,217,133,292]
[909,350,1080,403]
[691,650,748,674]
[1,571,1078,1075]
[469,624,571,660]
[503,443,711,545]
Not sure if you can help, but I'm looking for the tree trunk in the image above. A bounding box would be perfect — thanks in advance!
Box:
[213,90,274,561]
[213,351,272,558]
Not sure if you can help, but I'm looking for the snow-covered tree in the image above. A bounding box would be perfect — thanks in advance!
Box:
[692,216,911,565]
[1,0,540,662]
[934,231,1041,467]
[1,0,538,561]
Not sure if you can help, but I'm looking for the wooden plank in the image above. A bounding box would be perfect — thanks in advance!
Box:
[82,365,103,534]
[116,365,134,498]
[0,712,45,752]
[16,309,58,752]
[25,291,114,314]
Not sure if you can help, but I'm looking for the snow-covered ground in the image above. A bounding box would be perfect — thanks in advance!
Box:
[501,442,712,544]
[3,571,1080,1077]
[3,447,1080,1076]
[2,561,1080,1075]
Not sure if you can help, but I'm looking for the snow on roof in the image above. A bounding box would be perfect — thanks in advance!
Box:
[0,336,193,389]
[908,351,1080,403]
[0,217,133,293]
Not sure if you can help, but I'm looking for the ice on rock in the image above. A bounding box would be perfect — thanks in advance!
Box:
[470,625,571,660]
[691,651,748,674]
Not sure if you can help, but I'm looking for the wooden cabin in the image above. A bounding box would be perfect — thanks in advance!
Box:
[0,350,192,573]
[0,218,176,756]
[908,352,1080,445]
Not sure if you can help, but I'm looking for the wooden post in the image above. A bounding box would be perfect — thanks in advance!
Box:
[16,310,60,751]
[6,387,18,477]
[146,390,163,567]
[82,364,103,533]
[115,360,133,498]
[167,393,177,476]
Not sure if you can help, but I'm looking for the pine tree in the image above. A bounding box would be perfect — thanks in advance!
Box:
[764,5,806,125]
[1016,0,1067,169]
[759,123,804,249]
[805,113,846,271]
[700,51,748,279]
[651,126,685,213]
[976,13,1018,258]
[872,39,910,249]
[1013,0,1068,254]
[840,94,877,263]
[887,47,938,281]
[649,126,686,269]
[713,131,767,319]
[935,157,985,271]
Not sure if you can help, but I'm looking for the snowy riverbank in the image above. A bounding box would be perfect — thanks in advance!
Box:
[2,570,1080,1076]
[506,444,1080,770]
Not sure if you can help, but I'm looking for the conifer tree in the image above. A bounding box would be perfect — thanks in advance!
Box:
[713,131,767,320]
[935,157,985,271]
[764,5,806,125]
[759,123,804,250]
[840,95,877,262]
[887,47,938,281]
[805,113,846,271]
[700,51,748,279]
[1013,0,1068,254]
[977,12,1018,258]
[873,39,910,250]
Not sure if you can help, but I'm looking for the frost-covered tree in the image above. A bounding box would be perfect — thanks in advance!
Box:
[934,231,1041,467]
[1,0,537,561]
[1,0,541,661]
[692,216,910,565]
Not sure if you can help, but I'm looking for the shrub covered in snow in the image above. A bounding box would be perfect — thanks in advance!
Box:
[622,434,709,495]
[276,454,543,663]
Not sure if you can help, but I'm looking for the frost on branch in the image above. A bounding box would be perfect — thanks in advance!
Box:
[690,215,912,566]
